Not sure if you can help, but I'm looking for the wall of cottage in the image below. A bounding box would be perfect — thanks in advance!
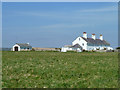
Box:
[87,45,113,51]
[72,37,87,50]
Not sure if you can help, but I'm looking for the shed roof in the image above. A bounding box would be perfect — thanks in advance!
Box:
[70,44,83,49]
[81,37,110,46]
[64,44,82,49]
[16,43,32,48]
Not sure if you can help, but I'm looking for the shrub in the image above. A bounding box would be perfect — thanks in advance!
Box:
[67,51,77,53]
[83,50,89,52]
[112,50,114,52]
[31,48,35,51]
[104,48,107,50]
[92,50,95,52]
[116,47,120,49]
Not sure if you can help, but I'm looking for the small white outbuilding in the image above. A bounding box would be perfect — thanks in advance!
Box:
[61,44,83,52]
[12,43,32,51]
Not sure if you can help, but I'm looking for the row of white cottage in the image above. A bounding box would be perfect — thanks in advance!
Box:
[61,32,113,52]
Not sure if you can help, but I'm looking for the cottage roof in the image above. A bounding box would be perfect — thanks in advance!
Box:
[81,37,110,46]
[16,43,32,48]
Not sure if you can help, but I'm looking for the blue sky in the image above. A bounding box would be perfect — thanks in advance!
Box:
[2,2,118,48]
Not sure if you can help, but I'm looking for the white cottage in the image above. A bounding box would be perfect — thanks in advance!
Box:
[61,32,113,52]
[12,43,32,51]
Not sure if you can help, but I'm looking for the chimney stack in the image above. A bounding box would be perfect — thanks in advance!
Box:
[100,34,103,40]
[92,34,96,40]
[83,32,87,38]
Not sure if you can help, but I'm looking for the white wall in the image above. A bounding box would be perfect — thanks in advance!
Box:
[87,46,113,51]
[12,44,20,51]
[77,48,82,52]
[61,47,82,52]
[61,47,72,52]
[72,37,87,50]
[107,46,113,50]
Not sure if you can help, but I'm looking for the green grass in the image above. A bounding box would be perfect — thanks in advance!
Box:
[2,51,118,88]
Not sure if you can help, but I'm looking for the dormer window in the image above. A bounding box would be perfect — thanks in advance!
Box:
[79,38,80,41]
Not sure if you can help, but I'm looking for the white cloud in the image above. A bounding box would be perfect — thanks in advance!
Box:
[17,11,51,17]
[16,6,117,19]
[77,6,117,13]
[39,23,94,29]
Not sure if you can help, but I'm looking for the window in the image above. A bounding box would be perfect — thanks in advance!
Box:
[79,38,80,41]
[82,43,84,46]
[27,48,29,49]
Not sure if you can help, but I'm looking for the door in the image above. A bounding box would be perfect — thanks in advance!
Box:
[14,47,18,51]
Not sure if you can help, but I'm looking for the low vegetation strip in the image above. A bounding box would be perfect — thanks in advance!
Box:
[2,51,118,88]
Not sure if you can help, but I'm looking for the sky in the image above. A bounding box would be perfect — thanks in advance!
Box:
[2,2,118,48]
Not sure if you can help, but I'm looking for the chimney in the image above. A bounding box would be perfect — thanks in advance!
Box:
[83,32,87,38]
[92,34,96,40]
[100,34,103,40]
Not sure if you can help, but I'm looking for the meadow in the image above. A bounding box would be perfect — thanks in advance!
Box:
[2,51,118,88]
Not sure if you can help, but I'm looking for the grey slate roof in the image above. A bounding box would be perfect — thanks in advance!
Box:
[81,37,110,46]
[16,43,32,48]
[70,44,83,49]
[64,44,82,49]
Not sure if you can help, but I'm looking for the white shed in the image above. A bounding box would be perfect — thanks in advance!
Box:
[12,43,32,51]
[61,44,82,52]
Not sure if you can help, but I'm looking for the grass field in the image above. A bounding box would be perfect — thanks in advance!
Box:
[2,51,118,88]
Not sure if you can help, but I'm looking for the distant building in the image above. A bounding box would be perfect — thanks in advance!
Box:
[12,43,32,51]
[32,47,61,51]
[61,32,113,52]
